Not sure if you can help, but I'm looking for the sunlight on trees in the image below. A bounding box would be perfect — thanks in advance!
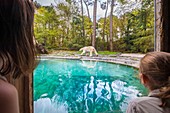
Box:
[34,0,154,53]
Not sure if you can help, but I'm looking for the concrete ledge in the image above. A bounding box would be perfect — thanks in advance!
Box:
[39,53,145,68]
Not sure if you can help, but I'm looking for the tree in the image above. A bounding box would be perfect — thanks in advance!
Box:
[34,0,154,53]
[83,0,93,42]
[109,0,114,51]
[101,0,109,50]
[83,0,92,19]
[34,6,60,50]
[92,0,97,48]
[80,0,85,44]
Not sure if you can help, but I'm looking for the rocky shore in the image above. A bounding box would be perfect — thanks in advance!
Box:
[40,52,145,68]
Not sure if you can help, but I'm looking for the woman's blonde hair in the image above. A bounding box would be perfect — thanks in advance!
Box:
[0,0,36,79]
[140,52,170,107]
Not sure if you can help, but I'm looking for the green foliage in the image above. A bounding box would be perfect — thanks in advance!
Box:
[34,6,60,49]
[68,43,83,50]
[98,51,119,55]
[132,35,154,53]
[34,0,154,53]
[117,0,154,53]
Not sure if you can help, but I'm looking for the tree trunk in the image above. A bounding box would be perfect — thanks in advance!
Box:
[102,0,109,50]
[106,35,109,50]
[92,0,97,48]
[80,0,85,45]
[109,0,114,51]
[83,0,90,19]
[83,0,93,42]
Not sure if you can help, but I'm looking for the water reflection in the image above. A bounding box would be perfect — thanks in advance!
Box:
[34,97,68,113]
[34,59,147,113]
[81,60,97,68]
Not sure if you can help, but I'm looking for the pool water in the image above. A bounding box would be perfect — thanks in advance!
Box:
[34,59,147,113]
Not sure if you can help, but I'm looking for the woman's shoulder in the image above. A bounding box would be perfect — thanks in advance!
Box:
[0,79,18,102]
[130,96,161,104]
[0,79,19,113]
[127,96,170,113]
[128,96,161,109]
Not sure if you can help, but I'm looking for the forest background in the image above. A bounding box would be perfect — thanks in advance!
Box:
[34,0,154,53]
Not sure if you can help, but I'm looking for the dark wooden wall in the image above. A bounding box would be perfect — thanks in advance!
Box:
[155,0,170,52]
[161,0,170,52]
[7,75,33,113]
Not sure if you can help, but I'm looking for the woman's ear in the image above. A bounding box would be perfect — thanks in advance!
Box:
[140,74,149,86]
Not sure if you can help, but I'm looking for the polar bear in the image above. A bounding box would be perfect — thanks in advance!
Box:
[79,46,98,57]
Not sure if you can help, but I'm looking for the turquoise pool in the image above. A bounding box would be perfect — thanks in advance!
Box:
[34,59,147,113]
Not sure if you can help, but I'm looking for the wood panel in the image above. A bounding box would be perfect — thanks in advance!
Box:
[155,0,170,52]
[7,74,33,113]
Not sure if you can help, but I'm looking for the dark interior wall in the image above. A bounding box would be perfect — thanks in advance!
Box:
[7,75,32,113]
[161,0,170,52]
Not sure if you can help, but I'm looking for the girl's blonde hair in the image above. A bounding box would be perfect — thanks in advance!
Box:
[140,52,170,107]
